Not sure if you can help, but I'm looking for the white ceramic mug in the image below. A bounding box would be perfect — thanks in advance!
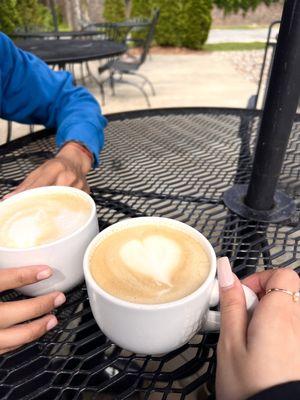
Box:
[0,186,99,296]
[84,217,258,355]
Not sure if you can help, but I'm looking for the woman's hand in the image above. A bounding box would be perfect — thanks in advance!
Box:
[216,257,300,400]
[4,142,92,198]
[0,265,65,355]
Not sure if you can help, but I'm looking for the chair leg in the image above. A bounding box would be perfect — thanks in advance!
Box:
[127,71,156,96]
[100,83,106,105]
[6,121,12,143]
[109,72,116,96]
[111,77,151,107]
[80,63,86,86]
[86,62,106,105]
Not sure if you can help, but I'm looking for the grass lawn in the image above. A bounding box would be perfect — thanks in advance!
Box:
[203,42,266,51]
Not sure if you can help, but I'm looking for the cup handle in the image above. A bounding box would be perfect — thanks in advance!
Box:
[202,279,259,332]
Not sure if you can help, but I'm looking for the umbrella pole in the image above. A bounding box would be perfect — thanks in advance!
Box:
[224,0,300,222]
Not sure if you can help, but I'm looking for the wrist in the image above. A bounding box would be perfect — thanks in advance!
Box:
[57,142,93,174]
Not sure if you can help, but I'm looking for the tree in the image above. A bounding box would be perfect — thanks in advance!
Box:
[103,0,126,22]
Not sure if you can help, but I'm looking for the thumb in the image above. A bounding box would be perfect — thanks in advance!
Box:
[218,257,247,347]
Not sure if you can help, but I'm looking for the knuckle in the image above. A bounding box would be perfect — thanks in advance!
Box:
[34,299,49,316]
[221,292,244,315]
[273,268,299,282]
[25,322,44,343]
[52,159,65,172]
[16,269,29,286]
[25,325,39,343]
[62,171,76,184]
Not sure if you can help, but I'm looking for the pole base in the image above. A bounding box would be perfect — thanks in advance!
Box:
[223,184,296,223]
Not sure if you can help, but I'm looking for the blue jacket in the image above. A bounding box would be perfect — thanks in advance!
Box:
[0,32,106,166]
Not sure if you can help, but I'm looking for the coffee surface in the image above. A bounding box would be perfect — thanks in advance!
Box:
[90,223,210,304]
[0,192,91,248]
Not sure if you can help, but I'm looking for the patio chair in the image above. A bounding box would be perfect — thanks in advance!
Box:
[247,20,280,110]
[107,10,160,107]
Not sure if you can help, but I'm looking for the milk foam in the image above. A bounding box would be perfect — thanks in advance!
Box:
[90,223,210,304]
[0,193,91,248]
[120,235,181,285]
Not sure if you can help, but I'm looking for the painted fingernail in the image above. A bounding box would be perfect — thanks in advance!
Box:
[46,316,58,331]
[36,267,52,281]
[54,293,66,308]
[217,257,234,288]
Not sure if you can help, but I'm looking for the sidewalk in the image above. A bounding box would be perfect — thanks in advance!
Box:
[207,27,279,43]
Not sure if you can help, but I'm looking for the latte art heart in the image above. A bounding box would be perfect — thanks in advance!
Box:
[90,223,210,305]
[120,235,182,285]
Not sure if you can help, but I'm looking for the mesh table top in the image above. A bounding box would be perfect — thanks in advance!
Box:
[0,107,299,400]
[15,39,127,65]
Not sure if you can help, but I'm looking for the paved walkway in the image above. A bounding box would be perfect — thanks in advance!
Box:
[207,27,279,43]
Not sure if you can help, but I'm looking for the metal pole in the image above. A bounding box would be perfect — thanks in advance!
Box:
[49,0,59,32]
[245,0,300,211]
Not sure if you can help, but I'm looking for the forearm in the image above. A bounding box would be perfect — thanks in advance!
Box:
[0,33,106,167]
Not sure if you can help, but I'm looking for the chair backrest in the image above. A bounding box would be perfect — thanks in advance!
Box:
[140,9,160,65]
[83,22,132,43]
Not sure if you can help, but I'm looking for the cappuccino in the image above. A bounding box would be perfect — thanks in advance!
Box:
[89,222,210,304]
[0,192,91,249]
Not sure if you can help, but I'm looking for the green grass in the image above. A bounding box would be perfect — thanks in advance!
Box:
[203,41,266,51]
[57,23,71,31]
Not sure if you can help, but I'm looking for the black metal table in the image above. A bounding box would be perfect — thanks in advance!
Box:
[14,39,127,67]
[0,107,299,400]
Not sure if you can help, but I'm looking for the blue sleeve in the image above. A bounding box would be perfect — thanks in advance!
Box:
[0,33,106,167]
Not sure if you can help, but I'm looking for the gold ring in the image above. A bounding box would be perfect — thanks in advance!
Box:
[265,288,300,302]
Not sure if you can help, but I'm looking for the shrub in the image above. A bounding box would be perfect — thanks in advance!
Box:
[130,0,152,18]
[0,0,53,34]
[0,0,20,34]
[103,0,126,22]
[16,0,53,31]
[151,0,183,47]
[181,0,212,49]
[150,0,211,49]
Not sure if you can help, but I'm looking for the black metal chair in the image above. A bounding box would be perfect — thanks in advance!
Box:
[247,20,280,110]
[107,10,160,107]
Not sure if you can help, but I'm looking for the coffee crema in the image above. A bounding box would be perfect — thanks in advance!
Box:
[0,192,91,249]
[90,223,210,304]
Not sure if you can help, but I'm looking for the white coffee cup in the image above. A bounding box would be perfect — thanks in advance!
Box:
[0,186,99,297]
[84,217,258,355]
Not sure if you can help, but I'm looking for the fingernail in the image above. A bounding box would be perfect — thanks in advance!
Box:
[46,316,58,331]
[36,267,53,281]
[54,293,66,308]
[218,257,234,288]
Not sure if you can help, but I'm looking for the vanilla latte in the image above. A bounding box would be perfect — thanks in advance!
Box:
[0,192,91,249]
[89,222,210,304]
